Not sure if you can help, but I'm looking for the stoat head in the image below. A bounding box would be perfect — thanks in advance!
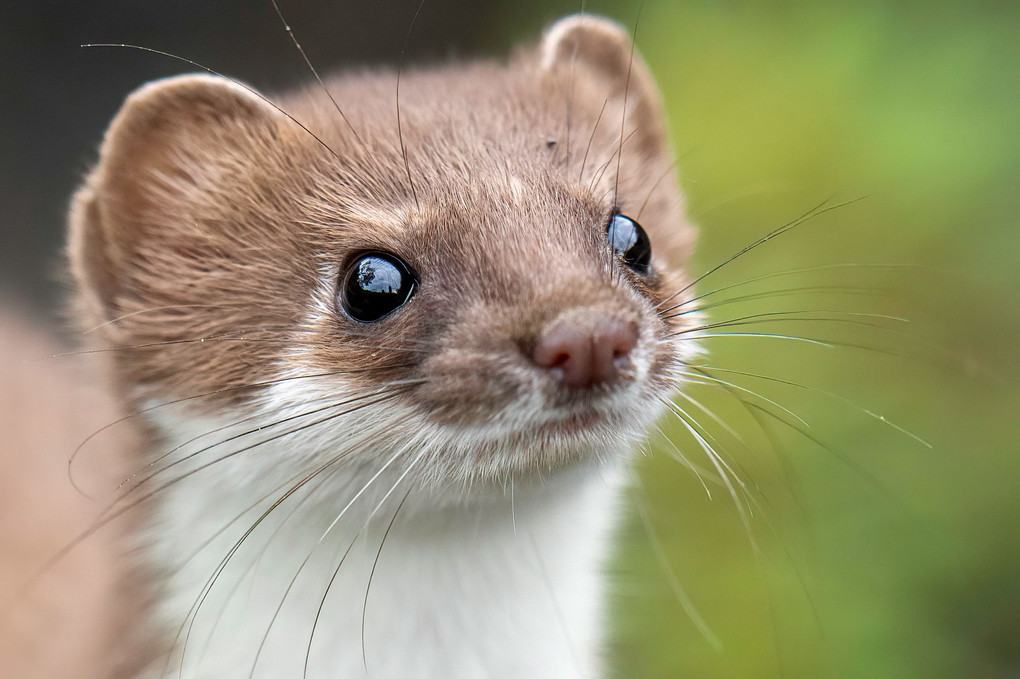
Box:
[68,15,699,491]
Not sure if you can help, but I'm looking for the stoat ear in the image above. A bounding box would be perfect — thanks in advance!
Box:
[541,14,669,155]
[68,74,282,320]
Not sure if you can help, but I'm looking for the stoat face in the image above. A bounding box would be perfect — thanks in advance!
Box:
[69,16,699,492]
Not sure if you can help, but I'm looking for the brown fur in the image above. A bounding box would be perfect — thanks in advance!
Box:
[69,17,694,426]
[35,15,700,673]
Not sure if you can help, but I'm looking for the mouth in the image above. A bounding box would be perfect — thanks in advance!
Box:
[534,408,606,436]
[528,390,652,440]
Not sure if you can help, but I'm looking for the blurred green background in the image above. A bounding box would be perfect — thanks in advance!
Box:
[3,1,1018,677]
[588,2,1020,677]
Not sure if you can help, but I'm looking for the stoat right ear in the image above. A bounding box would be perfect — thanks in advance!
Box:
[540,15,669,156]
[68,74,283,321]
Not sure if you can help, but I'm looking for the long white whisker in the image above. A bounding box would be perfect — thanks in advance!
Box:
[700,365,932,449]
[665,262,923,314]
[655,197,868,311]
[658,396,754,546]
[672,369,810,428]
[652,423,715,498]
[168,449,357,678]
[307,447,427,677]
[250,443,417,677]
[631,483,722,649]
[195,463,345,669]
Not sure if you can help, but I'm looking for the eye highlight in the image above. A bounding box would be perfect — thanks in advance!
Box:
[339,252,417,322]
[607,213,652,275]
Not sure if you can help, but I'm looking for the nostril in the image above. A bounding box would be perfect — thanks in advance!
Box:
[548,352,571,369]
[531,324,592,388]
[603,320,639,360]
[531,315,639,388]
[591,318,638,382]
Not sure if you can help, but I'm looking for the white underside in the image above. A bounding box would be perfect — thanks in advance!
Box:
[140,407,628,679]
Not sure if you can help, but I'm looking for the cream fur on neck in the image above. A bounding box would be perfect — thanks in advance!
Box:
[143,405,627,679]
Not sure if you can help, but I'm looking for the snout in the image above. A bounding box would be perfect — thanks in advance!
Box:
[529,309,639,389]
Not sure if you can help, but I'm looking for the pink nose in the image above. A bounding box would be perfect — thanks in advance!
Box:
[531,316,639,388]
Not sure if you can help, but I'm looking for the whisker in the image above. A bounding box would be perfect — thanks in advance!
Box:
[31,389,413,602]
[679,367,877,499]
[652,423,715,498]
[698,365,932,449]
[395,0,428,209]
[69,367,413,494]
[672,330,923,365]
[671,392,762,514]
[194,464,345,668]
[171,446,365,678]
[560,1,592,168]
[683,371,812,519]
[28,329,294,363]
[612,4,642,207]
[673,368,810,428]
[114,381,424,503]
[671,262,923,313]
[670,310,910,335]
[561,0,586,171]
[308,447,426,677]
[674,330,840,349]
[361,486,414,672]
[81,303,249,334]
[577,98,608,184]
[589,128,639,194]
[738,398,913,515]
[636,157,680,220]
[655,196,868,311]
[658,396,753,542]
[670,284,886,318]
[693,369,911,516]
[80,44,343,163]
[251,444,417,677]
[303,535,357,679]
[674,385,811,530]
[269,0,363,145]
[674,388,748,446]
[631,484,722,649]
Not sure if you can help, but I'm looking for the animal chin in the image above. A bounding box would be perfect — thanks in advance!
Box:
[541,408,605,433]
[500,394,653,452]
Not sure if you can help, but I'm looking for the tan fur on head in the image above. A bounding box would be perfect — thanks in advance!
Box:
[70,75,284,316]
[67,14,697,483]
[66,74,280,321]
[67,74,321,407]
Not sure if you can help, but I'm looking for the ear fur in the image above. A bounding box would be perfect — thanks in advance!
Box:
[540,14,669,155]
[68,74,281,320]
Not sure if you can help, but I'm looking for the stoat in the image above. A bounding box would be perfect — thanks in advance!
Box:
[57,14,699,678]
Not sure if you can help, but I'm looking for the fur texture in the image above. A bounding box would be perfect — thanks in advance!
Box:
[64,15,699,677]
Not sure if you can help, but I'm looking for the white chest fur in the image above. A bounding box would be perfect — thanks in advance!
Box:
[142,409,627,679]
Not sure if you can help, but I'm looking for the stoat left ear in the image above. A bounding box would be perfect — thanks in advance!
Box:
[540,14,669,155]
[68,74,286,323]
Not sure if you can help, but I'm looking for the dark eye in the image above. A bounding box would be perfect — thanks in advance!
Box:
[607,213,652,275]
[339,252,417,322]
